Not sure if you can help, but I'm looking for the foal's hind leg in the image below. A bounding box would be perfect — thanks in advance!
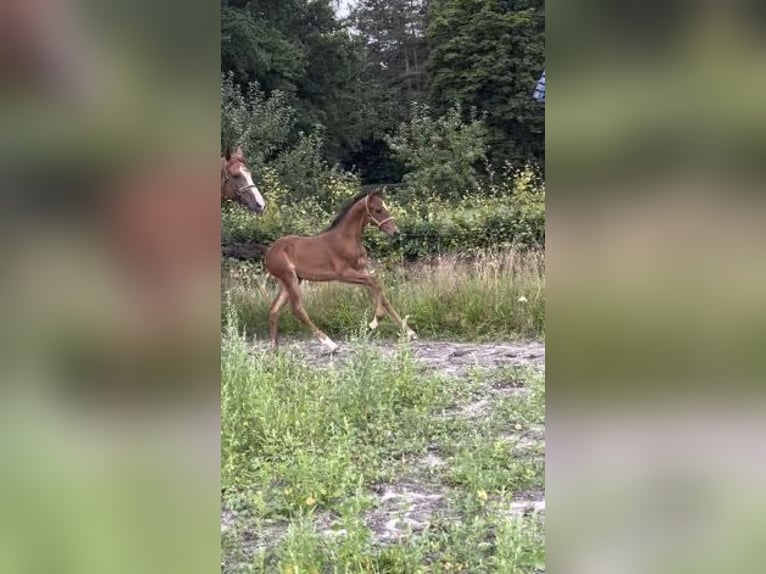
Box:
[268,286,290,349]
[283,276,339,353]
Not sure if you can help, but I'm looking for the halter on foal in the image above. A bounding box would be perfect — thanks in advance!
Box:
[221,147,266,214]
[264,190,417,352]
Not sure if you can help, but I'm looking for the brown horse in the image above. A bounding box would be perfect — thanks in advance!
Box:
[264,190,417,352]
[221,147,266,214]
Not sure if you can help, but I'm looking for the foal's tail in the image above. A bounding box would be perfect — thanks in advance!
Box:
[222,243,273,299]
[221,242,269,260]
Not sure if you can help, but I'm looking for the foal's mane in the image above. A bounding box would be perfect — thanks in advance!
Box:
[326,190,376,230]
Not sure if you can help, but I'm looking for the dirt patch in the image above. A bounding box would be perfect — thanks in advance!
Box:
[419,451,447,469]
[452,397,491,419]
[507,499,546,516]
[254,338,545,380]
[503,490,546,517]
[221,509,236,534]
[364,481,447,543]
[408,341,544,378]
[221,508,289,558]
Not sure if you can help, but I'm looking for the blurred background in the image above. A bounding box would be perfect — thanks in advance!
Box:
[0,0,220,572]
[548,0,766,572]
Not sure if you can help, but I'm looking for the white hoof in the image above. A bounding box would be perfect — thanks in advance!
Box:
[401,315,417,340]
[368,317,379,330]
[320,336,339,353]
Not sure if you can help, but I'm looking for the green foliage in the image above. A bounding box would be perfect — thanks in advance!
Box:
[221,73,356,204]
[427,0,545,168]
[221,72,294,172]
[271,131,335,202]
[222,166,544,259]
[386,103,488,199]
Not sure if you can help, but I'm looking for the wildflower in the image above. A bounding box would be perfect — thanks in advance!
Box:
[305,496,316,506]
[476,489,488,502]
[517,296,528,303]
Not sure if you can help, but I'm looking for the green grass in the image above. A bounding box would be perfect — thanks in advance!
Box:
[221,316,545,573]
[222,249,545,342]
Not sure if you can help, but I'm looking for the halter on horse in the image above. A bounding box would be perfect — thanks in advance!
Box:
[221,147,265,214]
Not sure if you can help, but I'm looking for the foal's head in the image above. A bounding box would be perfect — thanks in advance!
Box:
[363,191,399,237]
[221,147,265,214]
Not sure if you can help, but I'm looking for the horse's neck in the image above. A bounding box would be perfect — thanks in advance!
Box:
[332,201,367,243]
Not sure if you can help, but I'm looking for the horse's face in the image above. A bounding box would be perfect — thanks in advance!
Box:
[221,149,265,214]
[366,193,399,237]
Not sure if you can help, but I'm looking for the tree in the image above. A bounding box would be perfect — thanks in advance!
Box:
[426,0,544,169]
[344,0,431,181]
[221,1,306,92]
[350,0,430,104]
[221,0,379,167]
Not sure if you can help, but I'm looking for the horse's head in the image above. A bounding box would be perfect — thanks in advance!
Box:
[365,191,399,237]
[221,147,265,214]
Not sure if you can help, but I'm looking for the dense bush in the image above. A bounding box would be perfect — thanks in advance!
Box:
[221,72,293,172]
[222,166,544,260]
[386,103,488,201]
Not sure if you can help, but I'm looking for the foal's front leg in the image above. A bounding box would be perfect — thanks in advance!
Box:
[366,274,386,331]
[342,269,417,339]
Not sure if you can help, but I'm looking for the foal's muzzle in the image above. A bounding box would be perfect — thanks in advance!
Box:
[381,221,399,237]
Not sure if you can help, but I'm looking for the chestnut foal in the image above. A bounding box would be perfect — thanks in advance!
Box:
[264,190,416,352]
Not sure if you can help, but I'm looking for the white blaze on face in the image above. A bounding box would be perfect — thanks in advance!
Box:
[237,165,265,211]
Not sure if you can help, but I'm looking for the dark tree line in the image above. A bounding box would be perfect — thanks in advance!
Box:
[221,0,544,184]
